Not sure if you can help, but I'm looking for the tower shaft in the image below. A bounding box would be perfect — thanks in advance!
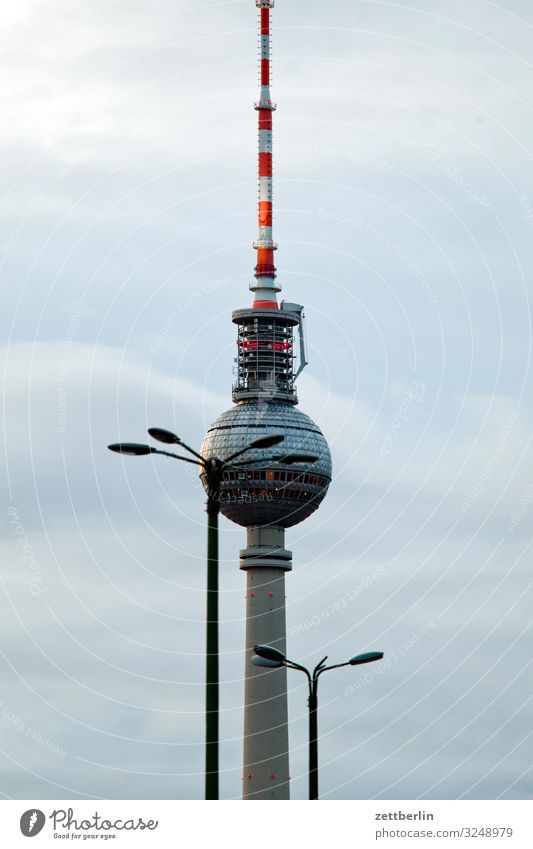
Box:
[241,527,291,799]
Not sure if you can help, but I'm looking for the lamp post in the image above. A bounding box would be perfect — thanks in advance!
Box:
[108,429,318,800]
[253,645,384,800]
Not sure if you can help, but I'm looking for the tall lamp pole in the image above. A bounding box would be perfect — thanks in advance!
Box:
[253,645,384,800]
[108,429,317,799]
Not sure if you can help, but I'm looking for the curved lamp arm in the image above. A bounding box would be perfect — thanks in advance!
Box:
[153,449,203,466]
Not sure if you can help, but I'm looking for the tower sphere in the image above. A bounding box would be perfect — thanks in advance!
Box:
[200,401,332,528]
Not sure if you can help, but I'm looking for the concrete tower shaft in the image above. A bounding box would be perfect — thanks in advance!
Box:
[241,528,291,799]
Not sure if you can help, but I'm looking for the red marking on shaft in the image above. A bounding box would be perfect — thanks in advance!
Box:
[258,201,272,227]
[261,8,270,34]
[258,152,272,176]
[261,59,270,86]
[258,111,272,131]
[253,300,278,309]
[256,247,274,262]
[239,341,290,351]
[255,264,276,278]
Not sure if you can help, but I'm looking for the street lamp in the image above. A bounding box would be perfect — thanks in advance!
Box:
[108,429,319,799]
[253,645,384,800]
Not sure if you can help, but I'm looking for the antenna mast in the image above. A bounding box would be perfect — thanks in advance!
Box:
[252,1,280,310]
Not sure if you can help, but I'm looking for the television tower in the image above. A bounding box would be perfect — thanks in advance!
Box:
[200,0,332,800]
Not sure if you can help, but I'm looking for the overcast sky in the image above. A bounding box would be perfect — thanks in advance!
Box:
[1,0,533,800]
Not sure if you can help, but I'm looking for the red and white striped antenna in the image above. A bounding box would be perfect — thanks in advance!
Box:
[232,0,308,403]
[252,0,280,310]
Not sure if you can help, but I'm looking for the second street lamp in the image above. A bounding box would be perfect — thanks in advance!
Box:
[253,645,384,800]
[108,429,318,799]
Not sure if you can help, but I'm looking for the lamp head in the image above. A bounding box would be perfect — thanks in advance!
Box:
[349,651,384,666]
[253,644,286,664]
[252,656,283,669]
[148,428,181,445]
[108,443,154,456]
